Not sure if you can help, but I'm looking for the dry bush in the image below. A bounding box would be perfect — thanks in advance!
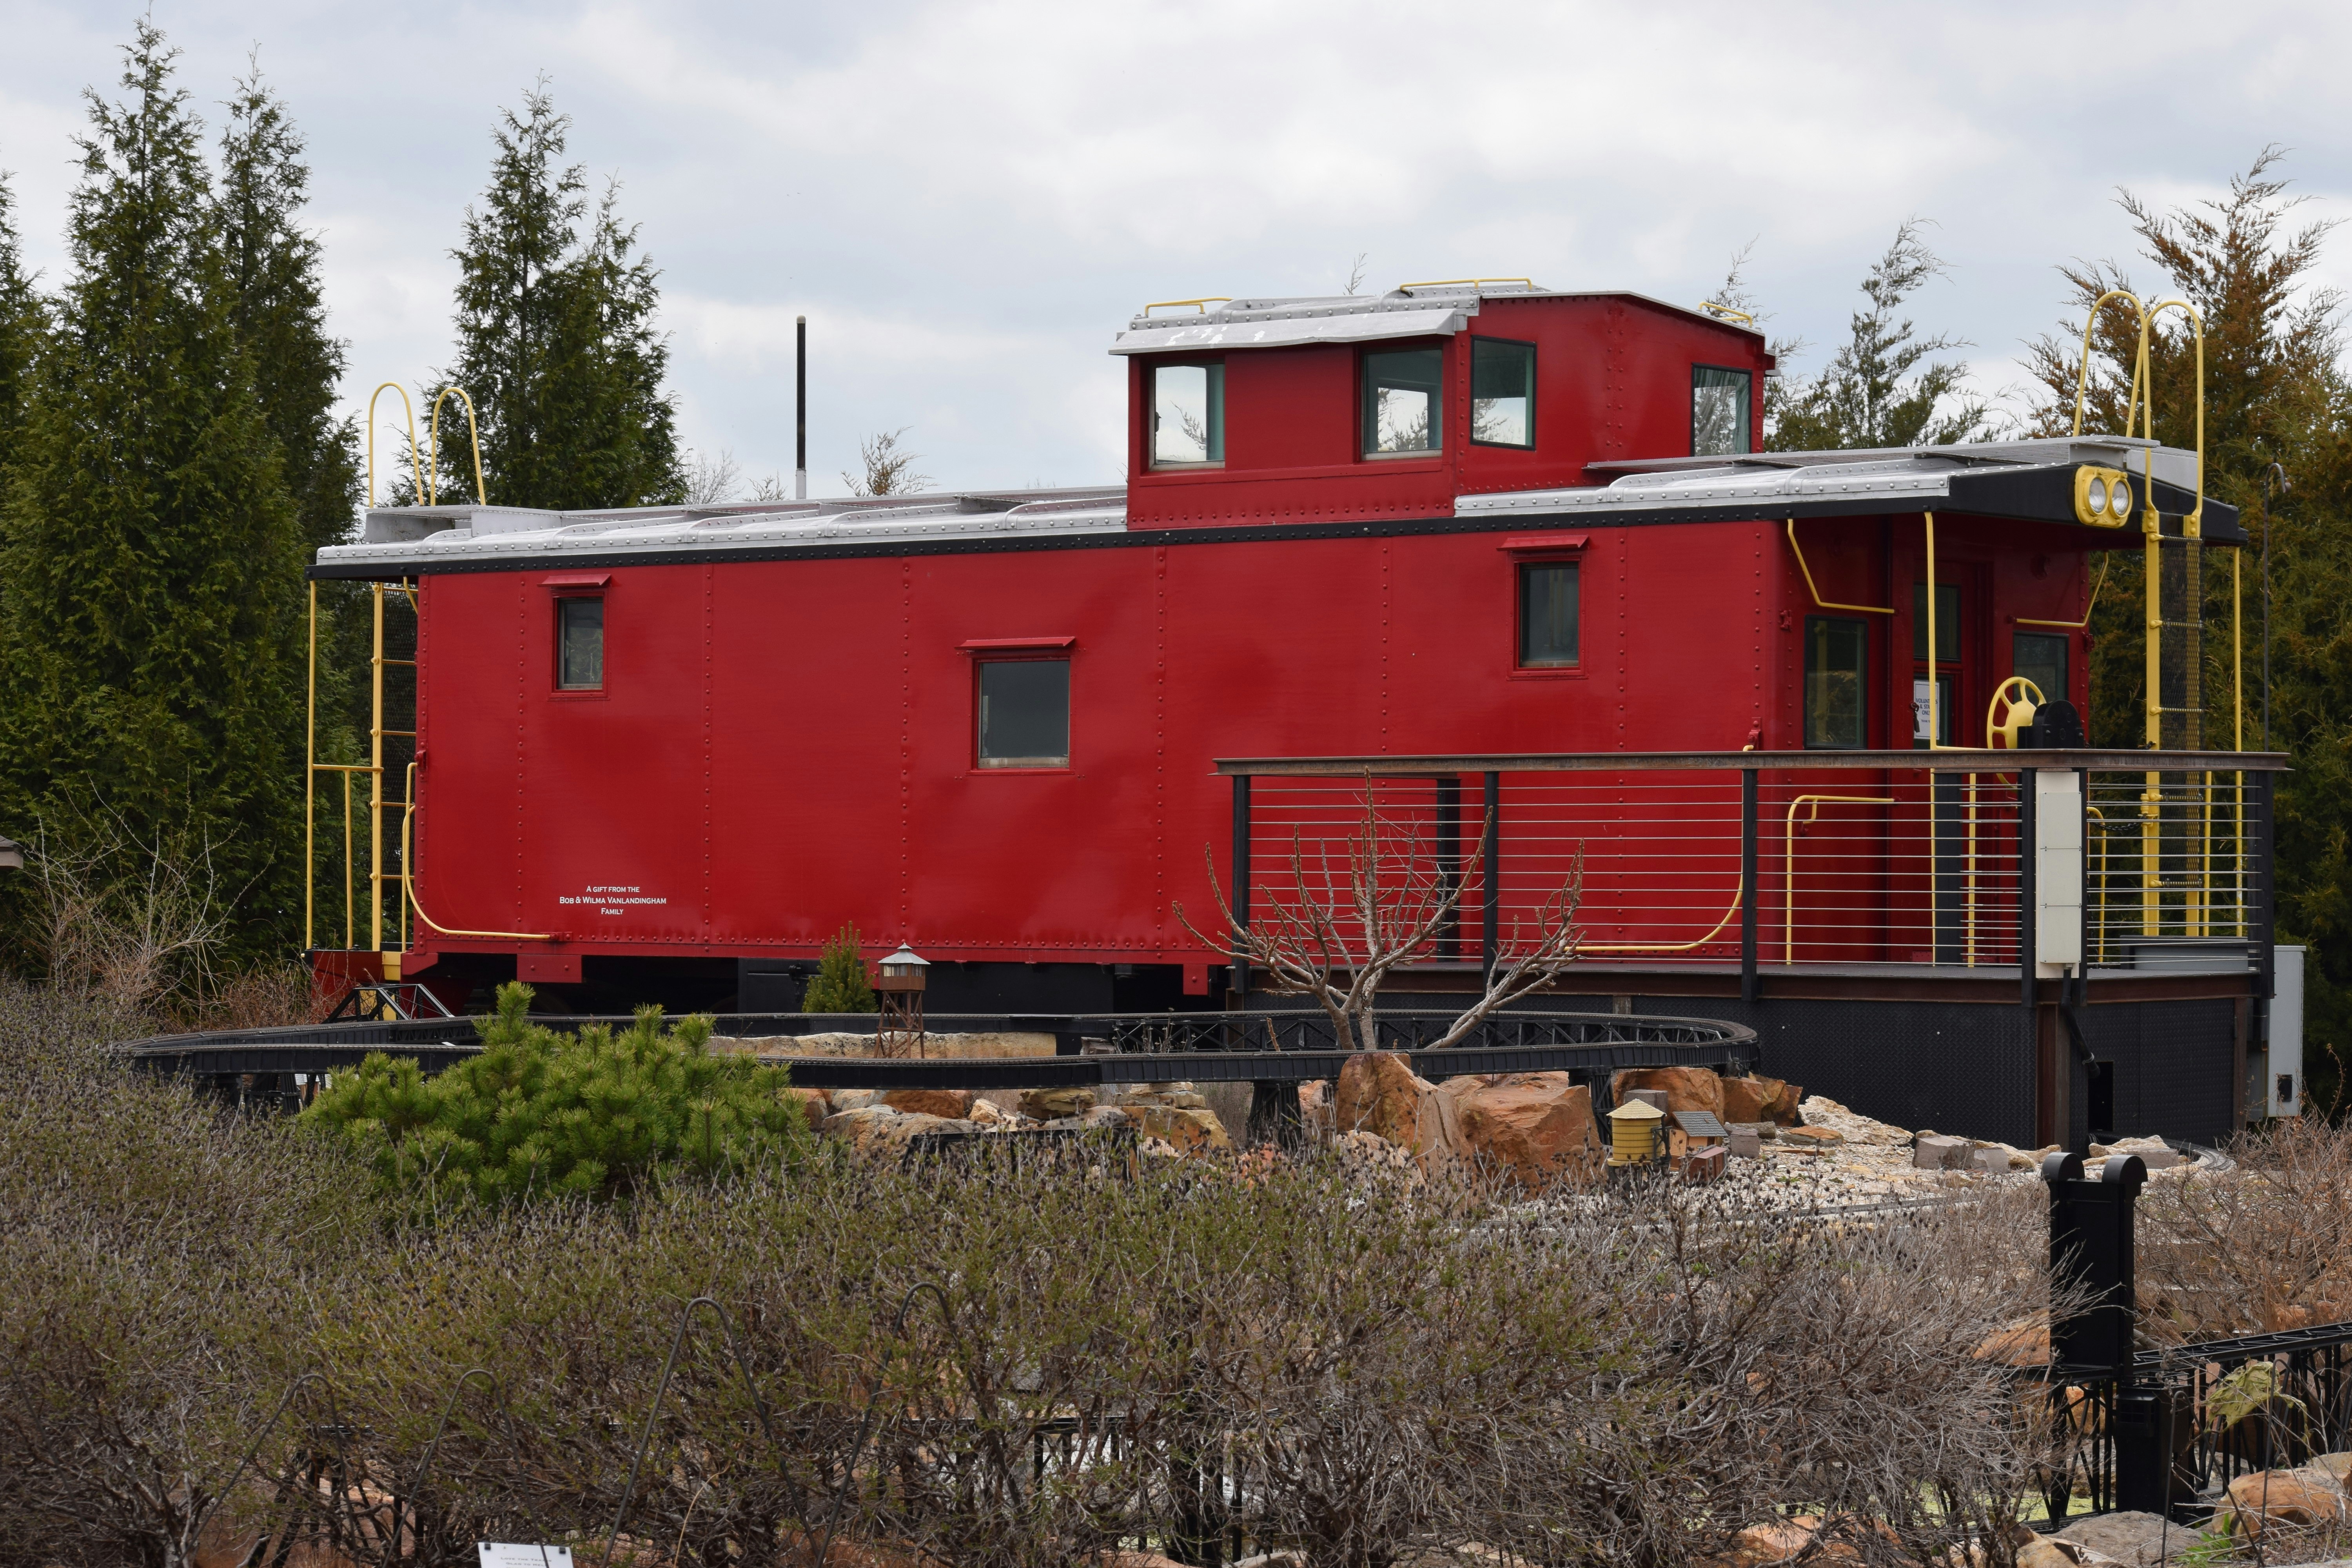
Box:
[19,809,234,1025]
[279,1155,2065,1568]
[2136,1116,2352,1341]
[186,962,322,1030]
[0,982,2082,1568]
[0,983,376,1568]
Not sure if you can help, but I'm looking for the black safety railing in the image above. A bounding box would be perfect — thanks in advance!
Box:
[1219,749,2287,1005]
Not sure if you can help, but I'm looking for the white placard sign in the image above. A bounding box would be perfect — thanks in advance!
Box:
[479,1547,573,1568]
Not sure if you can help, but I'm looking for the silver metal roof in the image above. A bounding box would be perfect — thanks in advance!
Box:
[314,440,2211,573]
[322,486,1130,569]
[1110,283,1762,356]
[1463,437,2199,517]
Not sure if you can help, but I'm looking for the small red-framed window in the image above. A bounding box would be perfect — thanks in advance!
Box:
[555,595,604,690]
[962,638,1073,769]
[1499,535,1584,671]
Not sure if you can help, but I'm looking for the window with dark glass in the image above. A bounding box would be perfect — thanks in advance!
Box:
[1363,347,1443,456]
[2014,632,2069,708]
[1804,617,1867,748]
[978,659,1070,767]
[1150,362,1223,466]
[1517,562,1579,668]
[557,597,604,690]
[1470,338,1535,448]
[1691,366,1753,456]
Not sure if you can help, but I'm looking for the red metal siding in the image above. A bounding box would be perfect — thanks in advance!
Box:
[1126,295,1774,527]
[409,515,2081,975]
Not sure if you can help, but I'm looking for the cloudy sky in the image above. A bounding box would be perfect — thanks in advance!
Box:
[2,0,2346,503]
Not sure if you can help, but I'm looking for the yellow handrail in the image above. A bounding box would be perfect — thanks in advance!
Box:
[427,386,486,507]
[400,768,554,942]
[1699,301,1756,325]
[2072,289,2149,437]
[1142,298,1232,316]
[1784,795,1893,964]
[2016,555,2110,631]
[2138,299,2206,536]
[364,382,419,508]
[1924,512,1948,748]
[1584,883,1743,954]
[1399,276,1534,293]
[1786,519,1894,614]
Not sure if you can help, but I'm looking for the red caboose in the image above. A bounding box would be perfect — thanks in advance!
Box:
[312,280,2276,1147]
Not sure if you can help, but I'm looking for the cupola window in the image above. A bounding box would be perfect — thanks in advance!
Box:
[1470,338,1536,448]
[1363,347,1444,456]
[1150,362,1224,466]
[1691,365,1753,457]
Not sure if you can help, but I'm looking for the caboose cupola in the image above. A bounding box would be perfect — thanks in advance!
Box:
[1114,282,1773,526]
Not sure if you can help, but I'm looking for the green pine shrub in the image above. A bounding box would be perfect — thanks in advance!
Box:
[300,981,809,1206]
[800,923,876,1013]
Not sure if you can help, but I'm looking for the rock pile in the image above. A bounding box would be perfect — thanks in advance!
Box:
[786,1048,2217,1199]
[804,1080,1236,1158]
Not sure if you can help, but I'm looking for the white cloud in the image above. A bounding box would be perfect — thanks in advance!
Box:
[1,0,2348,494]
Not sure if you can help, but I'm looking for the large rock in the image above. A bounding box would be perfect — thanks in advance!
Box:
[1125,1103,1233,1155]
[1335,1053,1467,1176]
[820,1106,952,1154]
[883,1087,974,1119]
[1610,1066,1724,1118]
[1452,1077,1602,1192]
[1020,1086,1096,1120]
[2056,1511,2196,1566]
[1720,1073,1803,1126]
[2220,1467,2348,1537]
[1722,1517,1852,1568]
[782,1085,831,1125]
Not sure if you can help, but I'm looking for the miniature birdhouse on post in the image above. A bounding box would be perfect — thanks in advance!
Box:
[876,945,929,1058]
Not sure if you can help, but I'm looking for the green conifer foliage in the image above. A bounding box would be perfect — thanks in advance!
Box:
[218,60,361,555]
[0,173,48,449]
[301,982,812,1206]
[802,924,877,1013]
[0,21,306,965]
[1767,221,1991,451]
[438,83,682,510]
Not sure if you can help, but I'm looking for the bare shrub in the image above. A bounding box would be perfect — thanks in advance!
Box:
[0,983,374,1567]
[270,1151,2067,1568]
[844,428,930,497]
[1178,782,1584,1052]
[2136,1116,2352,1341]
[191,962,321,1029]
[22,808,231,1022]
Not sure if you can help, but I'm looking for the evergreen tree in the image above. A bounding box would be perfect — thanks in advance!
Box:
[0,172,48,450]
[216,60,372,952]
[217,58,361,554]
[439,84,681,510]
[801,924,876,1013]
[1767,221,1992,451]
[2024,150,2352,1112]
[0,20,306,969]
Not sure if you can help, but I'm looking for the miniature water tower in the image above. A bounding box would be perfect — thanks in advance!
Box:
[1606,1099,1666,1167]
[876,945,929,1058]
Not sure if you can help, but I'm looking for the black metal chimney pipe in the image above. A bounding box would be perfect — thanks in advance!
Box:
[795,315,808,501]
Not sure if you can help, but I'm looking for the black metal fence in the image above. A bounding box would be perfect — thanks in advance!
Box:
[2036,1153,2352,1523]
